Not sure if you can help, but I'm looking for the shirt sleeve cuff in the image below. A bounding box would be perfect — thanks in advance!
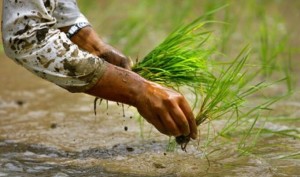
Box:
[54,13,90,28]
[66,60,108,93]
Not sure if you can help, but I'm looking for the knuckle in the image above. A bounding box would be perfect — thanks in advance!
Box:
[177,95,186,104]
[152,102,162,110]
[163,97,178,108]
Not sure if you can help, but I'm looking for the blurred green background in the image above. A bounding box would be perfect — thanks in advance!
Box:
[0,1,300,176]
[76,0,299,68]
[75,0,300,156]
[75,0,300,95]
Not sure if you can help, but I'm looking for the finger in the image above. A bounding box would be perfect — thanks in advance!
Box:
[138,108,168,135]
[157,109,181,137]
[179,98,198,139]
[122,60,132,70]
[124,57,133,70]
[152,114,170,135]
[169,104,190,136]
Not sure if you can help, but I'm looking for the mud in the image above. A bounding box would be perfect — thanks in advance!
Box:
[1,54,300,176]
[1,1,300,176]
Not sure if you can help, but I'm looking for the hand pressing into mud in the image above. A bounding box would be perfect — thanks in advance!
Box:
[135,81,198,139]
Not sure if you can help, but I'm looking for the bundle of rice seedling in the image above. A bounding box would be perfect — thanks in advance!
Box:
[175,47,251,149]
[132,17,216,89]
[131,7,281,151]
[175,46,283,151]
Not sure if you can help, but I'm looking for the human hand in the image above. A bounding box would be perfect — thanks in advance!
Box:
[135,81,198,139]
[61,26,132,70]
[86,63,197,139]
[98,44,132,70]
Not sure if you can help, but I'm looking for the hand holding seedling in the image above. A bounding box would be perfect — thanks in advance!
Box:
[3,0,283,154]
[2,0,198,151]
[135,81,198,139]
[70,27,196,138]
[87,63,197,139]
[62,25,197,139]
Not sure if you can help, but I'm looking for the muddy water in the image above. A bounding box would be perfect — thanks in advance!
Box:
[1,53,300,177]
[1,0,300,175]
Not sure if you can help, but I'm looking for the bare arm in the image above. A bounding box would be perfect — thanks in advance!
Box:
[60,26,132,70]
[86,62,198,139]
[1,0,197,139]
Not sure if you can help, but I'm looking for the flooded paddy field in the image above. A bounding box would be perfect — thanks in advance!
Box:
[0,55,299,176]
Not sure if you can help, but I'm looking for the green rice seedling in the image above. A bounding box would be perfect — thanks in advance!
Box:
[195,48,250,125]
[150,0,195,30]
[132,5,228,89]
[278,152,300,159]
[267,116,300,123]
[106,1,196,57]
[201,1,222,22]
[255,5,289,79]
[132,18,216,89]
[175,47,250,149]
[236,124,300,156]
[131,6,280,150]
[237,114,265,155]
[284,51,293,93]
[218,3,238,54]
[259,20,286,77]
[107,1,149,56]
[258,128,300,139]
[175,46,288,150]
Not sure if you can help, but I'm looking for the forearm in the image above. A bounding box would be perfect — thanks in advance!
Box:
[86,63,197,139]
[86,63,145,106]
[60,26,104,56]
[2,0,197,140]
[60,25,131,69]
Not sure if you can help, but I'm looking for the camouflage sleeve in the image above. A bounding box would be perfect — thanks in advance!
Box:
[52,0,90,28]
[1,0,106,92]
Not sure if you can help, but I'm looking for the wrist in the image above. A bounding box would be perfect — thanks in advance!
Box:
[86,63,147,106]
[61,25,104,56]
[131,78,149,106]
[66,22,91,38]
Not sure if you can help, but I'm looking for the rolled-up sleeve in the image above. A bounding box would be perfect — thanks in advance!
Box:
[1,0,106,92]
